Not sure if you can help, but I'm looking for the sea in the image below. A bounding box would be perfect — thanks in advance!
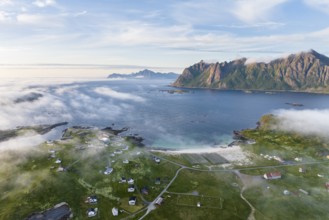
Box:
[4,78,329,149]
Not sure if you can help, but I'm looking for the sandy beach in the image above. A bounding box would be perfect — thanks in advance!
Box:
[151,145,251,164]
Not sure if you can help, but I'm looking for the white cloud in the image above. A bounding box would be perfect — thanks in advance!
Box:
[232,0,288,23]
[16,13,63,26]
[274,109,329,138]
[74,10,87,17]
[94,87,146,102]
[33,0,56,8]
[0,0,13,6]
[0,10,11,22]
[304,0,329,13]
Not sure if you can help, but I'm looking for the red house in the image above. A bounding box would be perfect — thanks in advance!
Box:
[264,171,281,180]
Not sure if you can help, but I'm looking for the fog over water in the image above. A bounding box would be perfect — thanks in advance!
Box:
[1,78,329,149]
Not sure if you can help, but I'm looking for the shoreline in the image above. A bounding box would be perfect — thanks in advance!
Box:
[170,85,329,95]
[149,144,250,164]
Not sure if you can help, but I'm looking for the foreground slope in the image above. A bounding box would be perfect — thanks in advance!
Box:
[173,50,329,92]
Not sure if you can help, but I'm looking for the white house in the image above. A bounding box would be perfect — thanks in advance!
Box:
[55,159,62,164]
[155,158,161,163]
[112,207,118,216]
[114,150,123,154]
[128,185,135,192]
[123,159,129,164]
[127,178,134,184]
[155,197,164,205]
[120,177,126,183]
[129,197,137,206]
[104,167,113,175]
[87,208,98,217]
[86,196,97,204]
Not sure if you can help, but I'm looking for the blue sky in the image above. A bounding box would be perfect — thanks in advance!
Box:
[1,0,329,77]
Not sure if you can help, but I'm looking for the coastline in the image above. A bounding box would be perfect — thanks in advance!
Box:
[170,85,329,95]
[150,144,250,164]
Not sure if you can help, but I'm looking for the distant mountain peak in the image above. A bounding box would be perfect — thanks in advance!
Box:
[107,69,179,80]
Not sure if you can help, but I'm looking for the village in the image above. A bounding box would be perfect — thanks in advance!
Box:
[2,119,328,220]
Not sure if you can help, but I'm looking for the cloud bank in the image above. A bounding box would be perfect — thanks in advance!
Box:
[274,109,329,138]
[94,87,146,102]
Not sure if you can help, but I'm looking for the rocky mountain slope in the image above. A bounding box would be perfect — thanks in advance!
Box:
[173,50,329,92]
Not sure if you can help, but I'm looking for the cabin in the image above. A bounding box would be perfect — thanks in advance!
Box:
[112,207,118,216]
[104,167,113,175]
[155,158,161,163]
[123,159,129,164]
[197,202,201,207]
[128,185,135,192]
[55,159,62,164]
[127,178,134,184]
[86,196,97,204]
[57,166,65,172]
[155,177,161,185]
[120,177,126,183]
[155,197,164,206]
[299,189,309,195]
[129,196,137,206]
[87,208,98,217]
[263,171,281,180]
[114,150,123,154]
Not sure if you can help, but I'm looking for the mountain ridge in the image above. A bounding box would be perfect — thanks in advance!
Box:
[108,69,179,80]
[173,50,329,93]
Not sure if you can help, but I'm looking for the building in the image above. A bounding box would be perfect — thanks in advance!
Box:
[123,159,129,164]
[155,177,161,185]
[112,207,118,216]
[120,177,126,183]
[114,150,123,154]
[104,167,113,175]
[86,196,97,204]
[197,202,201,207]
[299,189,309,195]
[128,185,135,192]
[57,166,65,172]
[127,178,134,184]
[129,196,137,206]
[55,159,62,164]
[141,186,149,195]
[87,208,98,217]
[263,171,281,180]
[155,197,164,205]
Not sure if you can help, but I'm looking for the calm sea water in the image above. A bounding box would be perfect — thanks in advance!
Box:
[45,79,329,149]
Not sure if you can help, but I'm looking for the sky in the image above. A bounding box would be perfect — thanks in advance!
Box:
[1,0,329,77]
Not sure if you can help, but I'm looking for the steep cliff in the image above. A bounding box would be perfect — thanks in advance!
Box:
[173,50,329,92]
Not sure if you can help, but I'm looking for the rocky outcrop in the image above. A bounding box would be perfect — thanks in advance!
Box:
[173,50,329,92]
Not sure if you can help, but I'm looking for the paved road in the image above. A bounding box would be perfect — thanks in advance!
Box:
[128,153,329,220]
[138,167,185,220]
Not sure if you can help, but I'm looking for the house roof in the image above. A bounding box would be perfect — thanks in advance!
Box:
[129,196,136,201]
[266,171,281,178]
